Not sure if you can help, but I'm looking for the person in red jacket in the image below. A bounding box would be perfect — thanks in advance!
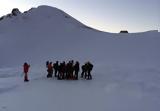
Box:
[23,62,30,82]
[47,62,53,78]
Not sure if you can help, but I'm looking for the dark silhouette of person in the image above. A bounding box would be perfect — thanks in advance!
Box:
[62,61,66,79]
[65,62,70,79]
[47,62,53,78]
[58,62,66,80]
[81,63,87,78]
[67,60,74,79]
[23,62,30,82]
[63,61,72,80]
[74,61,80,80]
[53,61,59,77]
[70,60,74,79]
[86,62,93,80]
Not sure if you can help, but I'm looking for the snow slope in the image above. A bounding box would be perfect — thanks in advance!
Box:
[0,5,160,111]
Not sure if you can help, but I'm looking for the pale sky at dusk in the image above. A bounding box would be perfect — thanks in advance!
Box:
[0,0,159,33]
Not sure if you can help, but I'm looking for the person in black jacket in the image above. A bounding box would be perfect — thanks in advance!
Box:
[65,62,70,79]
[61,61,66,79]
[58,61,66,80]
[66,60,74,80]
[70,60,74,79]
[86,62,93,80]
[81,63,87,78]
[74,61,80,80]
[53,61,59,77]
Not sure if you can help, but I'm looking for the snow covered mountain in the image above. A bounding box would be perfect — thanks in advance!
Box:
[0,5,89,67]
[0,5,159,68]
[0,5,160,111]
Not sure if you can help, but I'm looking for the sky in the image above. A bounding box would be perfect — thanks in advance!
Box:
[0,0,159,33]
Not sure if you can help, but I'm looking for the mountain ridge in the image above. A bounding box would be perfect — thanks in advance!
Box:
[0,5,159,68]
[0,5,100,33]
[0,5,158,33]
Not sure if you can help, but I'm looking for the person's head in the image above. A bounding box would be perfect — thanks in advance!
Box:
[24,62,27,65]
[85,62,88,65]
[46,61,49,64]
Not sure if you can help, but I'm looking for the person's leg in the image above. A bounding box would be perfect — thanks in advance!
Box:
[75,71,78,80]
[81,71,84,78]
[24,73,29,81]
[55,69,57,77]
[85,72,87,79]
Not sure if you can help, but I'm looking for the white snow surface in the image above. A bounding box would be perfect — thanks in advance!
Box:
[0,5,160,111]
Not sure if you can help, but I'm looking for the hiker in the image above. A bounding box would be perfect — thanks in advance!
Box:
[74,61,80,80]
[23,62,30,82]
[70,60,74,79]
[86,62,93,80]
[47,62,53,78]
[58,62,66,80]
[67,60,74,79]
[65,62,70,79]
[62,61,66,79]
[81,63,87,78]
[53,61,59,77]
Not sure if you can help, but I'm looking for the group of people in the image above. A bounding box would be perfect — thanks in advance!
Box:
[23,60,93,82]
[46,60,93,80]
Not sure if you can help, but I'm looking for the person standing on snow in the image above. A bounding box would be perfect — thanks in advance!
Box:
[74,61,80,80]
[47,62,53,78]
[86,62,93,80]
[81,63,87,78]
[53,61,59,77]
[23,62,30,82]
